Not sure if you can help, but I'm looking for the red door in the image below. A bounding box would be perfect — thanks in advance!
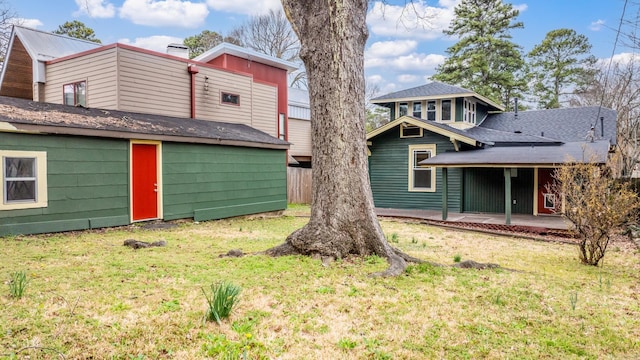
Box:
[537,168,556,215]
[132,144,158,221]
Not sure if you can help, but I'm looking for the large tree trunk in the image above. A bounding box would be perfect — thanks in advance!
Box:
[267,0,407,276]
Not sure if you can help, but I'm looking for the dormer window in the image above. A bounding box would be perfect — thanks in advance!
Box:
[426,101,436,121]
[412,102,422,118]
[441,100,452,121]
[398,103,408,117]
[464,98,476,124]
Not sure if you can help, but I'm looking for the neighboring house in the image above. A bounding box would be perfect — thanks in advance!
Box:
[367,82,616,223]
[0,25,297,143]
[287,87,311,167]
[0,25,102,101]
[0,96,288,236]
[194,42,297,142]
[0,26,297,235]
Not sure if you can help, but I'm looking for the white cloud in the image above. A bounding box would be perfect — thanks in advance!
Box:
[365,40,418,58]
[119,35,184,53]
[367,74,384,85]
[513,3,528,13]
[10,18,43,28]
[599,52,640,66]
[74,0,116,18]
[397,74,419,83]
[366,52,445,72]
[438,0,460,8]
[120,0,209,28]
[392,53,445,71]
[590,19,605,31]
[367,1,456,40]
[206,0,282,15]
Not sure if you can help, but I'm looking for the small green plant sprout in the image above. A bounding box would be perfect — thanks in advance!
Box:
[453,254,462,263]
[316,286,335,294]
[8,270,29,299]
[390,233,399,243]
[598,273,611,291]
[202,281,241,324]
[338,338,357,350]
[411,237,418,244]
[569,292,578,311]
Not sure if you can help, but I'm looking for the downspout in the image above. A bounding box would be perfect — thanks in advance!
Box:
[188,64,199,118]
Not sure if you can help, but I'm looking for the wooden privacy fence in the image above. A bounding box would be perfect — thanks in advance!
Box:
[287,167,312,204]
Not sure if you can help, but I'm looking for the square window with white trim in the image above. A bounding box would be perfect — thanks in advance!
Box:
[544,193,555,209]
[408,145,436,192]
[1,150,48,210]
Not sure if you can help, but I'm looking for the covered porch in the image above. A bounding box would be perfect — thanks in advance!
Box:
[419,141,611,225]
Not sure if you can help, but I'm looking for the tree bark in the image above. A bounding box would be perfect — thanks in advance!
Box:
[267,0,407,276]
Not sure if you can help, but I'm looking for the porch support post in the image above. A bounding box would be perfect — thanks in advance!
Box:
[442,167,448,220]
[504,168,512,225]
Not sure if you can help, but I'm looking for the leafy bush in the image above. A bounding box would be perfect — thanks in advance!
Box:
[8,271,29,299]
[202,281,241,324]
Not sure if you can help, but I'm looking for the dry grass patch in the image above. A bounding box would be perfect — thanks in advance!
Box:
[1,210,640,359]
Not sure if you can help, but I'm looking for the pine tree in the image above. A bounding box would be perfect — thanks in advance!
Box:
[432,0,527,109]
[528,28,596,109]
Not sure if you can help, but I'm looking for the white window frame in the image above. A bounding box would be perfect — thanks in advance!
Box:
[408,144,436,192]
[412,102,422,118]
[426,100,436,121]
[400,124,423,138]
[543,193,556,209]
[1,150,48,210]
[463,98,477,124]
[441,99,452,122]
[398,102,409,118]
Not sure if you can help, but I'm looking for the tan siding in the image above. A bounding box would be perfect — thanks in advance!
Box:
[44,47,118,109]
[288,118,312,157]
[250,82,277,137]
[194,67,254,126]
[116,48,191,118]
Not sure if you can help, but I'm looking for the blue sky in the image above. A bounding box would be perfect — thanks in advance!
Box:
[6,0,635,95]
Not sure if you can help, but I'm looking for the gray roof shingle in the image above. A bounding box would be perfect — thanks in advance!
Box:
[420,141,610,166]
[0,96,289,149]
[481,106,617,144]
[371,81,473,101]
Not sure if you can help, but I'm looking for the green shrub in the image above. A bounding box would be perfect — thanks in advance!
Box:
[8,271,29,299]
[453,254,462,263]
[202,281,241,324]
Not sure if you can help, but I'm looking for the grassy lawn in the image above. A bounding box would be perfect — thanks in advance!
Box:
[1,206,640,359]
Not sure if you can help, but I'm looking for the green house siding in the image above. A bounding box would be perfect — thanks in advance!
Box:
[368,127,462,211]
[463,168,534,214]
[162,143,287,221]
[477,105,489,123]
[455,98,463,122]
[0,133,129,236]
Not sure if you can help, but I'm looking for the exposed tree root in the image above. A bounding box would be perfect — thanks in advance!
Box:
[264,240,508,275]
